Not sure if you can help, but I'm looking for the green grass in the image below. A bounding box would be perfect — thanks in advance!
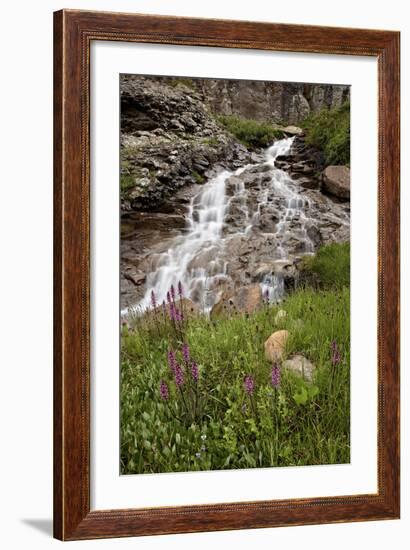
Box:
[300,242,350,289]
[302,101,350,166]
[169,77,196,90]
[192,170,205,184]
[120,173,135,193]
[201,137,220,147]
[217,115,285,149]
[120,283,350,474]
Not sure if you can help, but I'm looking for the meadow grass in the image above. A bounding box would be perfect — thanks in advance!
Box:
[121,275,350,474]
[216,115,285,149]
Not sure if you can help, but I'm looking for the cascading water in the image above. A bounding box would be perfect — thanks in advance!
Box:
[137,169,234,313]
[131,136,316,315]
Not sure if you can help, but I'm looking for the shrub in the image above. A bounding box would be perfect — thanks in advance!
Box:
[217,115,284,149]
[120,173,135,193]
[169,77,195,90]
[300,242,350,289]
[302,101,350,166]
[192,170,205,184]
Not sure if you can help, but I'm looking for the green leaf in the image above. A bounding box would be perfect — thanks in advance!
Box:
[308,385,319,399]
[293,386,308,406]
[175,433,181,445]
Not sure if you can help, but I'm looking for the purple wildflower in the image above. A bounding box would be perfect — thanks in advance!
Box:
[169,302,176,321]
[170,284,176,302]
[159,380,169,401]
[191,361,199,382]
[150,289,157,309]
[271,363,281,388]
[167,349,176,373]
[166,291,172,305]
[244,375,255,396]
[263,288,270,303]
[178,280,183,297]
[174,362,184,387]
[182,343,190,364]
[175,308,183,322]
[161,300,167,314]
[331,340,341,366]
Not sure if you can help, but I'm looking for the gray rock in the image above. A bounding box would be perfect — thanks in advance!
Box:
[282,354,316,382]
[322,166,350,200]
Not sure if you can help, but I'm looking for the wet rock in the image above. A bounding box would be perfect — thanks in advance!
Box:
[322,166,350,200]
[264,330,289,361]
[211,284,262,318]
[282,354,316,382]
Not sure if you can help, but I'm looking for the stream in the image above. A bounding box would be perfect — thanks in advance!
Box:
[130,137,318,315]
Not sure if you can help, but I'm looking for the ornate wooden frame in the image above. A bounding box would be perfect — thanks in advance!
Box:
[53,9,400,540]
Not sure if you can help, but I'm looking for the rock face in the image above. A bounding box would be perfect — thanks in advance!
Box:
[120,75,251,213]
[264,330,290,362]
[196,80,350,125]
[282,354,316,382]
[322,166,350,200]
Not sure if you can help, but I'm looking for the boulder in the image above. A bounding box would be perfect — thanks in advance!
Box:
[264,330,289,361]
[211,284,262,317]
[282,354,315,382]
[282,125,304,136]
[321,165,350,200]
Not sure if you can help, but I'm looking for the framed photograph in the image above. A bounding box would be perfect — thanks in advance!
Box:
[54,9,400,540]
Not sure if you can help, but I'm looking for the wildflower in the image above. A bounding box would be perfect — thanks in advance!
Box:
[200,434,207,441]
[182,343,190,364]
[271,363,281,388]
[191,361,199,382]
[150,289,157,309]
[159,380,169,401]
[201,446,206,452]
[178,280,183,297]
[167,349,176,373]
[170,284,176,302]
[166,290,172,305]
[195,452,201,459]
[161,300,167,315]
[169,302,176,321]
[244,375,255,396]
[331,340,341,366]
[263,288,270,303]
[174,363,184,387]
[175,308,183,322]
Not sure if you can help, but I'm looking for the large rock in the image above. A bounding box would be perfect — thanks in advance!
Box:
[211,284,262,317]
[282,354,316,382]
[282,125,304,136]
[264,330,289,361]
[321,166,350,200]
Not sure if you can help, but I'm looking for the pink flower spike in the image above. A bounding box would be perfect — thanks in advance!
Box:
[159,380,169,401]
[244,375,255,396]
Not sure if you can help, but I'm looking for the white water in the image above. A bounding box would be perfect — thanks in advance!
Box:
[132,137,316,314]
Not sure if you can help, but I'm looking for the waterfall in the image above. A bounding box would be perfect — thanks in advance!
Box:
[128,136,316,315]
[136,169,234,313]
